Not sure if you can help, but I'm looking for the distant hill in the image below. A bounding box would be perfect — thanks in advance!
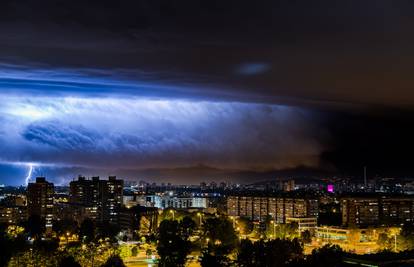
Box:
[120,164,338,184]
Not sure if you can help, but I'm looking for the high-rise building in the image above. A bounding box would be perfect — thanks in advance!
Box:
[27,177,54,230]
[277,179,295,192]
[70,176,99,206]
[70,176,123,223]
[69,176,99,220]
[0,206,27,224]
[227,195,318,222]
[0,194,27,224]
[341,196,414,227]
[101,176,124,223]
[284,180,296,192]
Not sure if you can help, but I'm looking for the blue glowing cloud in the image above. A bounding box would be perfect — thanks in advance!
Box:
[0,65,326,184]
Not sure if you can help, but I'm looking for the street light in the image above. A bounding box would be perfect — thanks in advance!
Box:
[170,209,175,220]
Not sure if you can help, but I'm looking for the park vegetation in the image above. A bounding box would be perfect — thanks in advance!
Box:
[3,209,414,266]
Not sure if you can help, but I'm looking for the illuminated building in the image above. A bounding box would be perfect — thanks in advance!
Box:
[283,180,296,192]
[341,196,414,227]
[70,176,99,208]
[69,176,99,220]
[380,197,414,224]
[101,176,124,223]
[253,197,268,221]
[70,175,123,223]
[316,226,350,241]
[27,177,54,230]
[0,206,27,224]
[341,197,379,227]
[161,196,207,209]
[0,194,28,224]
[286,217,317,231]
[137,195,208,209]
[227,196,239,217]
[227,195,318,222]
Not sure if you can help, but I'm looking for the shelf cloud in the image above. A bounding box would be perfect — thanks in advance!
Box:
[0,81,326,184]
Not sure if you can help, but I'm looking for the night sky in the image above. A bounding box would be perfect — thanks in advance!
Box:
[1,0,414,185]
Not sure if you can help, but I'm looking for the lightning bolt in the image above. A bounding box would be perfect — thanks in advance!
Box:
[25,163,34,186]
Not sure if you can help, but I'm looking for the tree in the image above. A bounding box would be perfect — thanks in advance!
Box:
[131,246,138,257]
[308,244,344,267]
[146,248,152,257]
[101,255,126,267]
[79,218,96,243]
[202,216,238,266]
[301,230,312,244]
[97,222,121,242]
[237,238,304,267]
[377,232,393,251]
[0,224,28,267]
[53,218,78,243]
[237,239,256,267]
[130,205,143,232]
[180,216,195,234]
[237,217,253,235]
[33,238,59,253]
[59,255,82,267]
[157,220,191,267]
[265,238,303,266]
[398,224,414,251]
[0,229,14,267]
[200,245,230,267]
[203,217,238,253]
[180,216,196,239]
[274,223,299,240]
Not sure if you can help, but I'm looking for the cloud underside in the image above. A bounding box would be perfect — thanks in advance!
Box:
[0,88,324,179]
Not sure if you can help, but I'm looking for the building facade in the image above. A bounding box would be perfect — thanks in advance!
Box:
[341,196,414,227]
[70,176,123,223]
[227,195,318,222]
[286,217,317,231]
[27,177,54,229]
[0,206,27,224]
[135,195,208,209]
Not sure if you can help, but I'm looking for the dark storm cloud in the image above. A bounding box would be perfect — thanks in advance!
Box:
[1,0,414,108]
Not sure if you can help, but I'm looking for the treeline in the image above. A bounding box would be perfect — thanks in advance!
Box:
[156,215,345,267]
[0,215,125,267]
[4,212,414,267]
